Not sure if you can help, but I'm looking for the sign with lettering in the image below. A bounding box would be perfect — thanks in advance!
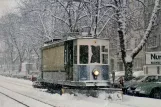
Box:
[146,52,161,65]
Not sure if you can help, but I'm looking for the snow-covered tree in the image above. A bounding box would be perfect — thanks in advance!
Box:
[0,13,25,72]
[112,0,160,80]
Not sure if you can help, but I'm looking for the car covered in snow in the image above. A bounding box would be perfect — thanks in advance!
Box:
[134,81,161,99]
[124,75,161,94]
[32,74,44,88]
[110,71,136,88]
[27,71,40,81]
[110,76,124,88]
[125,75,161,97]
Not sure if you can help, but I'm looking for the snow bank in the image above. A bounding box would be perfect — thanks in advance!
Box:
[1,75,161,107]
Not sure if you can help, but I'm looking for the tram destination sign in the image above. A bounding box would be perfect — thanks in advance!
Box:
[146,52,161,65]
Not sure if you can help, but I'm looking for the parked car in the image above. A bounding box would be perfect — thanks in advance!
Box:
[32,81,43,88]
[110,71,143,88]
[110,76,124,88]
[111,76,137,88]
[125,75,161,95]
[123,75,144,94]
[32,74,44,88]
[134,82,161,99]
[27,71,40,81]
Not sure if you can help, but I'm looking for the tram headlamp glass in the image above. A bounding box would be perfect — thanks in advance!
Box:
[93,70,100,76]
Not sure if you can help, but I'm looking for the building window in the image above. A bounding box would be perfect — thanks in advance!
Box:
[135,38,140,47]
[148,0,155,5]
[126,41,131,49]
[154,12,159,26]
[134,58,142,70]
[117,61,124,71]
[157,66,160,74]
[160,35,161,46]
[146,67,148,74]
[110,59,114,71]
[147,35,158,48]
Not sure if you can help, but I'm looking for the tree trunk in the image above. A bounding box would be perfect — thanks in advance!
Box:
[11,62,14,72]
[18,57,22,72]
[124,62,133,81]
[36,57,40,71]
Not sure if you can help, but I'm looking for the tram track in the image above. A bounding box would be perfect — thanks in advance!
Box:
[0,75,122,96]
[0,76,143,107]
[1,77,122,98]
[0,92,30,107]
[0,84,56,107]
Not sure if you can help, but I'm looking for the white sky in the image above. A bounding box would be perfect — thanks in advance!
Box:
[0,0,18,17]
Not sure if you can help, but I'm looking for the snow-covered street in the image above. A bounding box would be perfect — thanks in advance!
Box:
[0,75,161,107]
[0,92,26,107]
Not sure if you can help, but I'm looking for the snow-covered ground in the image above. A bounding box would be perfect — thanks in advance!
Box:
[0,93,26,107]
[0,75,161,107]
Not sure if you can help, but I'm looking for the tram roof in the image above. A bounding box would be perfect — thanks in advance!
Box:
[42,36,109,49]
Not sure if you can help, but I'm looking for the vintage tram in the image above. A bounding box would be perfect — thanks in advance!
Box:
[41,36,110,89]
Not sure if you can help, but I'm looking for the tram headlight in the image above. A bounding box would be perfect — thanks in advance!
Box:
[92,69,100,80]
[93,70,100,76]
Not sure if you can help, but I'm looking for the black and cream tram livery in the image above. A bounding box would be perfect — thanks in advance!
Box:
[41,37,110,88]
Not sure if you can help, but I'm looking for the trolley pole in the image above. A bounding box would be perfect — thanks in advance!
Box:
[94,0,99,38]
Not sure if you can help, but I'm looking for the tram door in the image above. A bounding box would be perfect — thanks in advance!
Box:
[64,41,73,80]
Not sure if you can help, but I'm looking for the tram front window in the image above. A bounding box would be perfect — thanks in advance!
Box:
[102,46,108,64]
[102,54,108,64]
[80,45,88,64]
[90,46,100,63]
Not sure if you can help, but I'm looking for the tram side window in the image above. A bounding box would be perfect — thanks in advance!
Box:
[102,46,108,52]
[80,45,88,64]
[74,45,77,64]
[102,54,108,64]
[90,46,100,63]
[102,46,108,64]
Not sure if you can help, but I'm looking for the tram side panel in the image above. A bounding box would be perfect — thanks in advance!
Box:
[42,45,66,83]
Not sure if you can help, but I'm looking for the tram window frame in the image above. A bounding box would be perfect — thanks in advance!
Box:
[74,45,77,64]
[102,46,108,52]
[101,46,108,64]
[90,45,100,63]
[80,45,88,64]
